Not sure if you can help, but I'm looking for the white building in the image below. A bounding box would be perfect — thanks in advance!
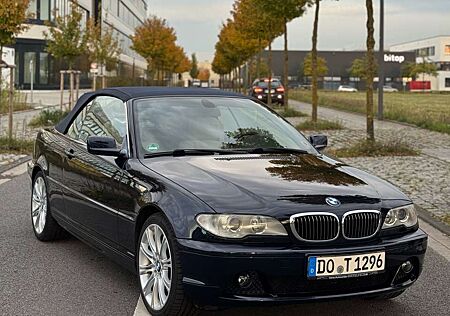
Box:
[9,0,148,89]
[390,35,450,91]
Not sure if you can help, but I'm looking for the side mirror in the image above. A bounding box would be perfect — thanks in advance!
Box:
[309,134,328,151]
[87,136,121,157]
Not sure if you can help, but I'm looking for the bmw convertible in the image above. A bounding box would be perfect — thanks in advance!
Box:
[28,87,427,315]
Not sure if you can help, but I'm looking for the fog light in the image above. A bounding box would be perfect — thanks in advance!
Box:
[277,95,283,99]
[238,274,251,288]
[401,261,413,273]
[257,95,263,99]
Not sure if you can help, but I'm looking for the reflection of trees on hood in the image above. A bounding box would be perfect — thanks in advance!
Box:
[266,155,364,186]
[222,127,281,149]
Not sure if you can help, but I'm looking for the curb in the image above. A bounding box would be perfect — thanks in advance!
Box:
[416,205,450,237]
[0,155,31,175]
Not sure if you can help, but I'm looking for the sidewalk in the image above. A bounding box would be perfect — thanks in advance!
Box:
[289,99,450,227]
[19,89,91,107]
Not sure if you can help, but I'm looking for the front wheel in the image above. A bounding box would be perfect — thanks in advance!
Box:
[31,171,67,241]
[137,214,197,316]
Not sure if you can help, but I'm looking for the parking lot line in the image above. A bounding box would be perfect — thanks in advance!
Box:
[133,296,149,316]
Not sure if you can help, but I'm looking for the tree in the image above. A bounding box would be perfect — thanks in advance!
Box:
[404,59,438,79]
[365,0,375,141]
[86,18,121,74]
[349,57,377,80]
[44,1,87,69]
[131,16,188,84]
[198,68,211,81]
[0,0,30,102]
[309,0,338,121]
[310,0,320,122]
[255,0,309,107]
[190,53,199,79]
[303,53,328,77]
[0,0,29,53]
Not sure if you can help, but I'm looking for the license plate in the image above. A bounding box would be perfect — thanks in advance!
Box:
[307,252,385,279]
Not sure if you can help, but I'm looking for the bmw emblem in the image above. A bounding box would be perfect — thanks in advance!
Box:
[325,197,341,207]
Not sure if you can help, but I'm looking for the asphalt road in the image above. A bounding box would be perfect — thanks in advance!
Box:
[1,172,449,316]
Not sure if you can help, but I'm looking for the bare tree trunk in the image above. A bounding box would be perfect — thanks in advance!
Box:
[60,71,64,111]
[366,0,375,141]
[268,42,273,107]
[69,71,74,109]
[311,0,320,122]
[257,38,262,79]
[0,45,3,110]
[283,20,289,108]
[8,67,14,141]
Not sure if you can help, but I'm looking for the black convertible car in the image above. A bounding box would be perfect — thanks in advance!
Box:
[28,87,427,315]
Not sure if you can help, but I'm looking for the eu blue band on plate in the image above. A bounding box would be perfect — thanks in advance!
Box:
[308,257,317,277]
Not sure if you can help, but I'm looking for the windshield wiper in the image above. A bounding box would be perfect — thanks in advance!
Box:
[246,147,309,155]
[143,148,246,158]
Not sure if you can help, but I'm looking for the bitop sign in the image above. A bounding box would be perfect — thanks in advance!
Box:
[384,54,405,64]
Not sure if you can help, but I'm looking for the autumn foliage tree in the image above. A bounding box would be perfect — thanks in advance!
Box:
[0,0,30,53]
[213,0,310,106]
[198,68,211,81]
[131,16,190,84]
[255,0,309,107]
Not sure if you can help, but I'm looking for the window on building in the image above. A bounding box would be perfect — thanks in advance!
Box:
[39,53,49,85]
[28,0,37,18]
[40,0,50,20]
[445,78,450,88]
[445,45,450,55]
[24,52,36,84]
[416,46,435,57]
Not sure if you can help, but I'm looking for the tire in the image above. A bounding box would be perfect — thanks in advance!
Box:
[31,171,67,241]
[368,289,406,300]
[137,214,197,316]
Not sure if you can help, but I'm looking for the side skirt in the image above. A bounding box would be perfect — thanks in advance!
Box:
[53,211,136,274]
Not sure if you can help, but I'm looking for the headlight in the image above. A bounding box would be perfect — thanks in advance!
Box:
[382,204,418,229]
[196,214,288,239]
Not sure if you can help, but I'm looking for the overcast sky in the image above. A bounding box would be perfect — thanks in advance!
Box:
[151,0,450,62]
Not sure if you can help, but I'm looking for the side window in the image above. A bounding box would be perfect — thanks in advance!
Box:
[67,96,127,148]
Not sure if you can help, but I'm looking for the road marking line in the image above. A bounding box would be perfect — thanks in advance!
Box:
[0,162,29,186]
[133,295,150,316]
[0,178,11,185]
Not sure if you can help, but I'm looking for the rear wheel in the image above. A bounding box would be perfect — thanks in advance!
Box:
[31,171,67,241]
[137,214,197,316]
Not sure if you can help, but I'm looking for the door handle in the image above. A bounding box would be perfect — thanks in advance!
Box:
[64,148,75,159]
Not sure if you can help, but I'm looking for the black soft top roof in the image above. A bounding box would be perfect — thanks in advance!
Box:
[55,87,247,133]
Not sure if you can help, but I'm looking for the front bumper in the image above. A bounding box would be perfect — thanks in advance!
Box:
[178,229,427,307]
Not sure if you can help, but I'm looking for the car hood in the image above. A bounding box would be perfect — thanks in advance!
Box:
[140,154,409,216]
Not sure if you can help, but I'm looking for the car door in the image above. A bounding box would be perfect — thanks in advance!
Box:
[61,96,129,246]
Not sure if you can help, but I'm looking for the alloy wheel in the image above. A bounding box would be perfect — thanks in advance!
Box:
[32,177,47,234]
[139,223,173,311]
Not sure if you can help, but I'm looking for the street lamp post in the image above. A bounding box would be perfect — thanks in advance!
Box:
[377,0,385,120]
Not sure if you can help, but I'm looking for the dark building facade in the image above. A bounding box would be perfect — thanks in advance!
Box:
[262,50,415,90]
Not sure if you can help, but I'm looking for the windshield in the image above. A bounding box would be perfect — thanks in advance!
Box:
[256,81,281,88]
[134,97,316,156]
